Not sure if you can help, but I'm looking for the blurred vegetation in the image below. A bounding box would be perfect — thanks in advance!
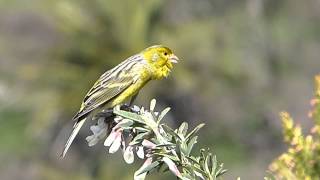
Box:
[0,0,319,179]
[269,75,320,179]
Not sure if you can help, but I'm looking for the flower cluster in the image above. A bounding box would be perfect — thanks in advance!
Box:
[85,99,226,180]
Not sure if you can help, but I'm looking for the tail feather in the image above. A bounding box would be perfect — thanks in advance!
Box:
[61,118,86,158]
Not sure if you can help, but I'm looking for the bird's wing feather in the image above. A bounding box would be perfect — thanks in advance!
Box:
[73,54,146,121]
[73,73,136,119]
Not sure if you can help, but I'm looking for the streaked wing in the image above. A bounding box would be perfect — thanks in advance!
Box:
[73,55,143,120]
[73,75,136,120]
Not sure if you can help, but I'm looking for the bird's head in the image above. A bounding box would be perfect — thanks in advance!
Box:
[141,45,179,79]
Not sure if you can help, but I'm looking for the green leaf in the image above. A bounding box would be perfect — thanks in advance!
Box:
[186,123,205,141]
[215,164,227,177]
[199,149,206,170]
[117,119,134,129]
[157,107,171,123]
[133,126,149,132]
[210,155,217,177]
[204,152,212,175]
[129,131,150,146]
[184,155,199,165]
[176,142,182,160]
[161,124,181,141]
[160,129,173,142]
[156,161,170,173]
[180,141,188,155]
[182,165,205,180]
[181,166,196,178]
[180,172,194,180]
[152,153,180,162]
[178,122,189,137]
[155,143,175,148]
[186,136,198,156]
[135,161,160,176]
[186,164,206,179]
[113,107,145,124]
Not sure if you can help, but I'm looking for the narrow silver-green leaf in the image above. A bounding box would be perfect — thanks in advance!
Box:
[152,153,180,162]
[155,143,175,148]
[205,153,213,175]
[134,126,149,132]
[113,107,145,124]
[161,124,181,141]
[199,149,205,169]
[117,119,134,129]
[178,122,189,137]
[186,123,205,141]
[180,141,188,155]
[129,131,150,146]
[184,155,199,165]
[210,155,217,177]
[135,161,160,176]
[187,164,206,178]
[186,136,198,156]
[215,163,227,177]
[157,107,171,122]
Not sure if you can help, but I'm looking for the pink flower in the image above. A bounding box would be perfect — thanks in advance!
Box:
[104,129,123,153]
[134,158,153,180]
[123,146,134,164]
[162,157,181,177]
[141,139,156,149]
[136,146,144,159]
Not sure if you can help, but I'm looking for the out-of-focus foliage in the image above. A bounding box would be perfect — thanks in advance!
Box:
[1,0,320,179]
[269,75,320,179]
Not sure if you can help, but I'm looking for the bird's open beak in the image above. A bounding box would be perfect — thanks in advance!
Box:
[169,54,179,64]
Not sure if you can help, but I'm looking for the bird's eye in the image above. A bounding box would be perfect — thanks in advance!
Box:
[164,52,168,56]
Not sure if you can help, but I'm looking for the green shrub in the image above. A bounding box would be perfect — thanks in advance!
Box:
[269,75,320,179]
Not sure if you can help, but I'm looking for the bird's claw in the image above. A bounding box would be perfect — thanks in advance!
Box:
[94,104,139,121]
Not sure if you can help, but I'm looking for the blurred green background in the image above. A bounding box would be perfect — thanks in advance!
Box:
[0,0,319,179]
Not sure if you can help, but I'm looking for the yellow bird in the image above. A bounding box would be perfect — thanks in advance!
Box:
[61,45,179,157]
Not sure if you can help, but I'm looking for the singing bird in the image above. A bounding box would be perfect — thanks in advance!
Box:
[61,45,179,157]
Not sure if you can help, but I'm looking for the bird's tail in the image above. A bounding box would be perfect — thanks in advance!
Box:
[60,118,86,158]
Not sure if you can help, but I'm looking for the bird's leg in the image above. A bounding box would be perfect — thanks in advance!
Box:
[95,108,114,118]
[97,92,140,119]
[119,92,140,112]
[120,104,131,111]
[128,92,140,112]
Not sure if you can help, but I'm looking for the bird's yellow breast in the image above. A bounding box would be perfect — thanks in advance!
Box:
[110,79,149,107]
[110,68,151,107]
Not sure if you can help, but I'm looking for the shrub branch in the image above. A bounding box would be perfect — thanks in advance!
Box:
[86,99,226,180]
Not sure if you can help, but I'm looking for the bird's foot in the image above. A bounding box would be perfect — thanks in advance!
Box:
[120,104,131,111]
[95,104,140,121]
[95,109,114,118]
[120,104,140,113]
